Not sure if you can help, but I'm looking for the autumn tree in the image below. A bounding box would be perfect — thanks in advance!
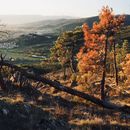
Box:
[94,6,125,99]
[77,23,104,74]
[77,6,125,100]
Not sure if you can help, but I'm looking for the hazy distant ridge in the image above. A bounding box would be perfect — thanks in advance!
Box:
[13,15,130,34]
[0,15,76,25]
[2,15,130,36]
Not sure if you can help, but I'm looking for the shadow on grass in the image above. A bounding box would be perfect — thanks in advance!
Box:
[0,99,70,130]
[71,124,130,130]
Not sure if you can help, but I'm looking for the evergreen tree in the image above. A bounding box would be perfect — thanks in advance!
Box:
[50,28,83,79]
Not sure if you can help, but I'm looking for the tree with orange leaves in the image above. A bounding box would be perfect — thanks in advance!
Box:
[77,6,125,100]
[77,23,104,74]
[98,6,125,100]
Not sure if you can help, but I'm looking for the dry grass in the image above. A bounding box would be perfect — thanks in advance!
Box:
[0,68,130,129]
[69,117,103,126]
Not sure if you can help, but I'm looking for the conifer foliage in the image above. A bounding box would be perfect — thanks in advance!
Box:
[50,28,83,79]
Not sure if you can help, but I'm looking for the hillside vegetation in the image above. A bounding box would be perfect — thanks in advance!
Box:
[0,15,130,66]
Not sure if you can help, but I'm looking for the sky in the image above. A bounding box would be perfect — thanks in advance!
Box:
[0,0,129,17]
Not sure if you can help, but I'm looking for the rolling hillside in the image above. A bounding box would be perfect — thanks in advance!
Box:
[13,15,130,34]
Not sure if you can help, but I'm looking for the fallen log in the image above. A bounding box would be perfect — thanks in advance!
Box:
[0,61,130,114]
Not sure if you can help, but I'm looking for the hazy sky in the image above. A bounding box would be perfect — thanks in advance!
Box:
[0,0,129,17]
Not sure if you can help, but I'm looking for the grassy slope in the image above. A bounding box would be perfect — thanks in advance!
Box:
[0,69,130,130]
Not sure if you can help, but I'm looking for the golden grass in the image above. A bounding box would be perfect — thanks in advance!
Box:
[69,118,103,126]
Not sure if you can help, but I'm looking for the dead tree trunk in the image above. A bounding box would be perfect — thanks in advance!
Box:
[0,61,130,114]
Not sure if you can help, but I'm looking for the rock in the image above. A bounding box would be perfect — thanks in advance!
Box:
[24,104,31,113]
[2,108,9,115]
[37,96,43,101]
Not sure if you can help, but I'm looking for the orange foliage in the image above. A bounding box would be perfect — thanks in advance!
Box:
[77,23,105,73]
[98,6,125,35]
[77,6,125,74]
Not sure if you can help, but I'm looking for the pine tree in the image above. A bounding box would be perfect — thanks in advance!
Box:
[50,28,83,79]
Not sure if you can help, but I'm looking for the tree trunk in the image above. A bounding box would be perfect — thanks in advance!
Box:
[70,44,76,73]
[70,44,77,87]
[0,72,6,90]
[63,66,66,80]
[113,41,118,86]
[101,38,108,100]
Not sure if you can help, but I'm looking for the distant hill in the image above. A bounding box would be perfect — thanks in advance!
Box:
[15,16,99,34]
[0,15,76,25]
[3,14,130,40]
[11,15,130,35]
